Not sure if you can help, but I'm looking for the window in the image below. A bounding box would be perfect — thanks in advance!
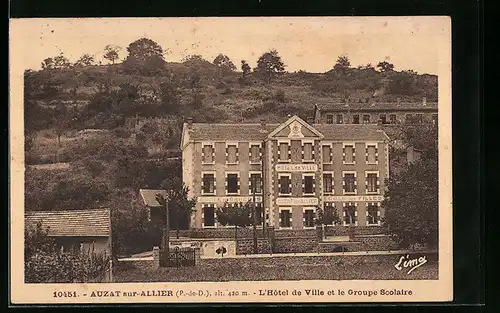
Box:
[366,144,378,164]
[202,173,215,194]
[226,144,238,164]
[405,114,413,124]
[343,144,355,164]
[432,114,438,125]
[343,172,356,194]
[343,205,357,226]
[366,172,379,194]
[250,144,261,163]
[279,174,292,195]
[323,172,334,194]
[303,175,315,195]
[202,144,214,164]
[303,208,315,228]
[323,202,336,225]
[353,115,360,124]
[279,209,292,228]
[390,114,397,124]
[336,114,343,124]
[250,173,262,194]
[278,142,290,162]
[322,145,332,163]
[203,205,216,227]
[226,173,239,194]
[303,142,314,161]
[416,114,423,123]
[366,203,380,225]
[380,114,387,124]
[326,114,333,124]
[363,114,371,124]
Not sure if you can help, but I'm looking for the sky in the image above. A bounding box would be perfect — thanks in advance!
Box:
[10,17,450,75]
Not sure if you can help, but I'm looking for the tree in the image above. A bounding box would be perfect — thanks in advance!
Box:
[75,54,95,67]
[213,54,236,72]
[103,44,121,64]
[126,38,164,62]
[333,55,351,74]
[377,61,395,72]
[41,54,71,70]
[158,81,181,115]
[254,50,286,83]
[161,184,197,238]
[388,70,416,95]
[53,103,69,145]
[216,201,253,240]
[315,205,342,239]
[241,60,251,78]
[182,54,205,62]
[383,158,438,250]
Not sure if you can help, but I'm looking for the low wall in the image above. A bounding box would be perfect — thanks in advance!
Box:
[199,251,438,268]
[273,237,318,254]
[324,226,386,236]
[356,235,399,251]
[171,228,270,239]
[318,241,364,252]
[237,239,272,255]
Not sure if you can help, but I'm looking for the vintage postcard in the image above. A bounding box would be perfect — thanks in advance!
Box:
[9,16,452,304]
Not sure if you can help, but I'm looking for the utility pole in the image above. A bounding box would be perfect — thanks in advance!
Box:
[156,194,169,267]
[252,176,258,254]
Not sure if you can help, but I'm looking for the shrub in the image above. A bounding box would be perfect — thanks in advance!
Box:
[113,127,131,139]
[274,89,286,103]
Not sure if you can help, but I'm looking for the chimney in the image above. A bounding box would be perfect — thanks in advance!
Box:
[186,117,193,128]
[344,97,350,107]
[260,119,266,127]
[259,119,268,133]
[396,97,401,107]
[422,97,427,106]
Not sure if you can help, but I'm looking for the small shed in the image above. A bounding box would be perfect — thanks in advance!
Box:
[139,189,168,221]
[25,208,112,256]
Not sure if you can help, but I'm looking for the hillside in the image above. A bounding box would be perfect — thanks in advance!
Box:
[23,56,438,255]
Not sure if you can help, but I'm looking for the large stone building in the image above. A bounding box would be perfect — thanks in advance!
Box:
[313,97,438,125]
[180,115,390,230]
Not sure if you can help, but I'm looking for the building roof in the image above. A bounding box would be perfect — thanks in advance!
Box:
[315,101,438,112]
[139,189,168,207]
[25,209,111,237]
[183,119,389,143]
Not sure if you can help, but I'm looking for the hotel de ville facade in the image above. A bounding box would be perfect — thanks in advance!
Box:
[180,115,390,231]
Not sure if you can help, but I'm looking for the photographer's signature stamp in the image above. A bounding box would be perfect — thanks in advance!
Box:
[395,255,428,274]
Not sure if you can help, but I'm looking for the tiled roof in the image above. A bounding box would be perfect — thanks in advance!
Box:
[186,123,388,142]
[187,123,280,141]
[25,209,111,237]
[315,101,438,111]
[313,124,389,141]
[139,189,168,207]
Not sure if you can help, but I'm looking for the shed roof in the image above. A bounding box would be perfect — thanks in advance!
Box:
[139,189,168,207]
[25,208,111,237]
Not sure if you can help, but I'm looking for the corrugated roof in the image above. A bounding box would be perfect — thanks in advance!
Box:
[315,101,438,111]
[25,209,111,237]
[139,189,168,207]
[185,122,388,142]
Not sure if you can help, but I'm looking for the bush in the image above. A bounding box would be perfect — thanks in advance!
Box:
[274,89,286,103]
[113,127,132,139]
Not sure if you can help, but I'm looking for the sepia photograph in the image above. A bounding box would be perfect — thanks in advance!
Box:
[10,17,452,303]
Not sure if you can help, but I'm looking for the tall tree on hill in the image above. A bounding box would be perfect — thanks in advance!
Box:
[213,54,236,72]
[333,55,351,75]
[377,60,395,72]
[103,45,121,64]
[254,50,286,83]
[126,38,165,62]
[74,54,95,68]
[41,53,71,70]
[241,60,251,78]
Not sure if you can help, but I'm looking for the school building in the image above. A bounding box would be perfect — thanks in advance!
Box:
[180,115,390,230]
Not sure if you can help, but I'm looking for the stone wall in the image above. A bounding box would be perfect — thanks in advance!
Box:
[171,227,271,239]
[237,239,272,255]
[318,241,364,252]
[324,226,386,237]
[274,228,319,238]
[273,237,318,253]
[199,251,438,268]
[355,235,399,251]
